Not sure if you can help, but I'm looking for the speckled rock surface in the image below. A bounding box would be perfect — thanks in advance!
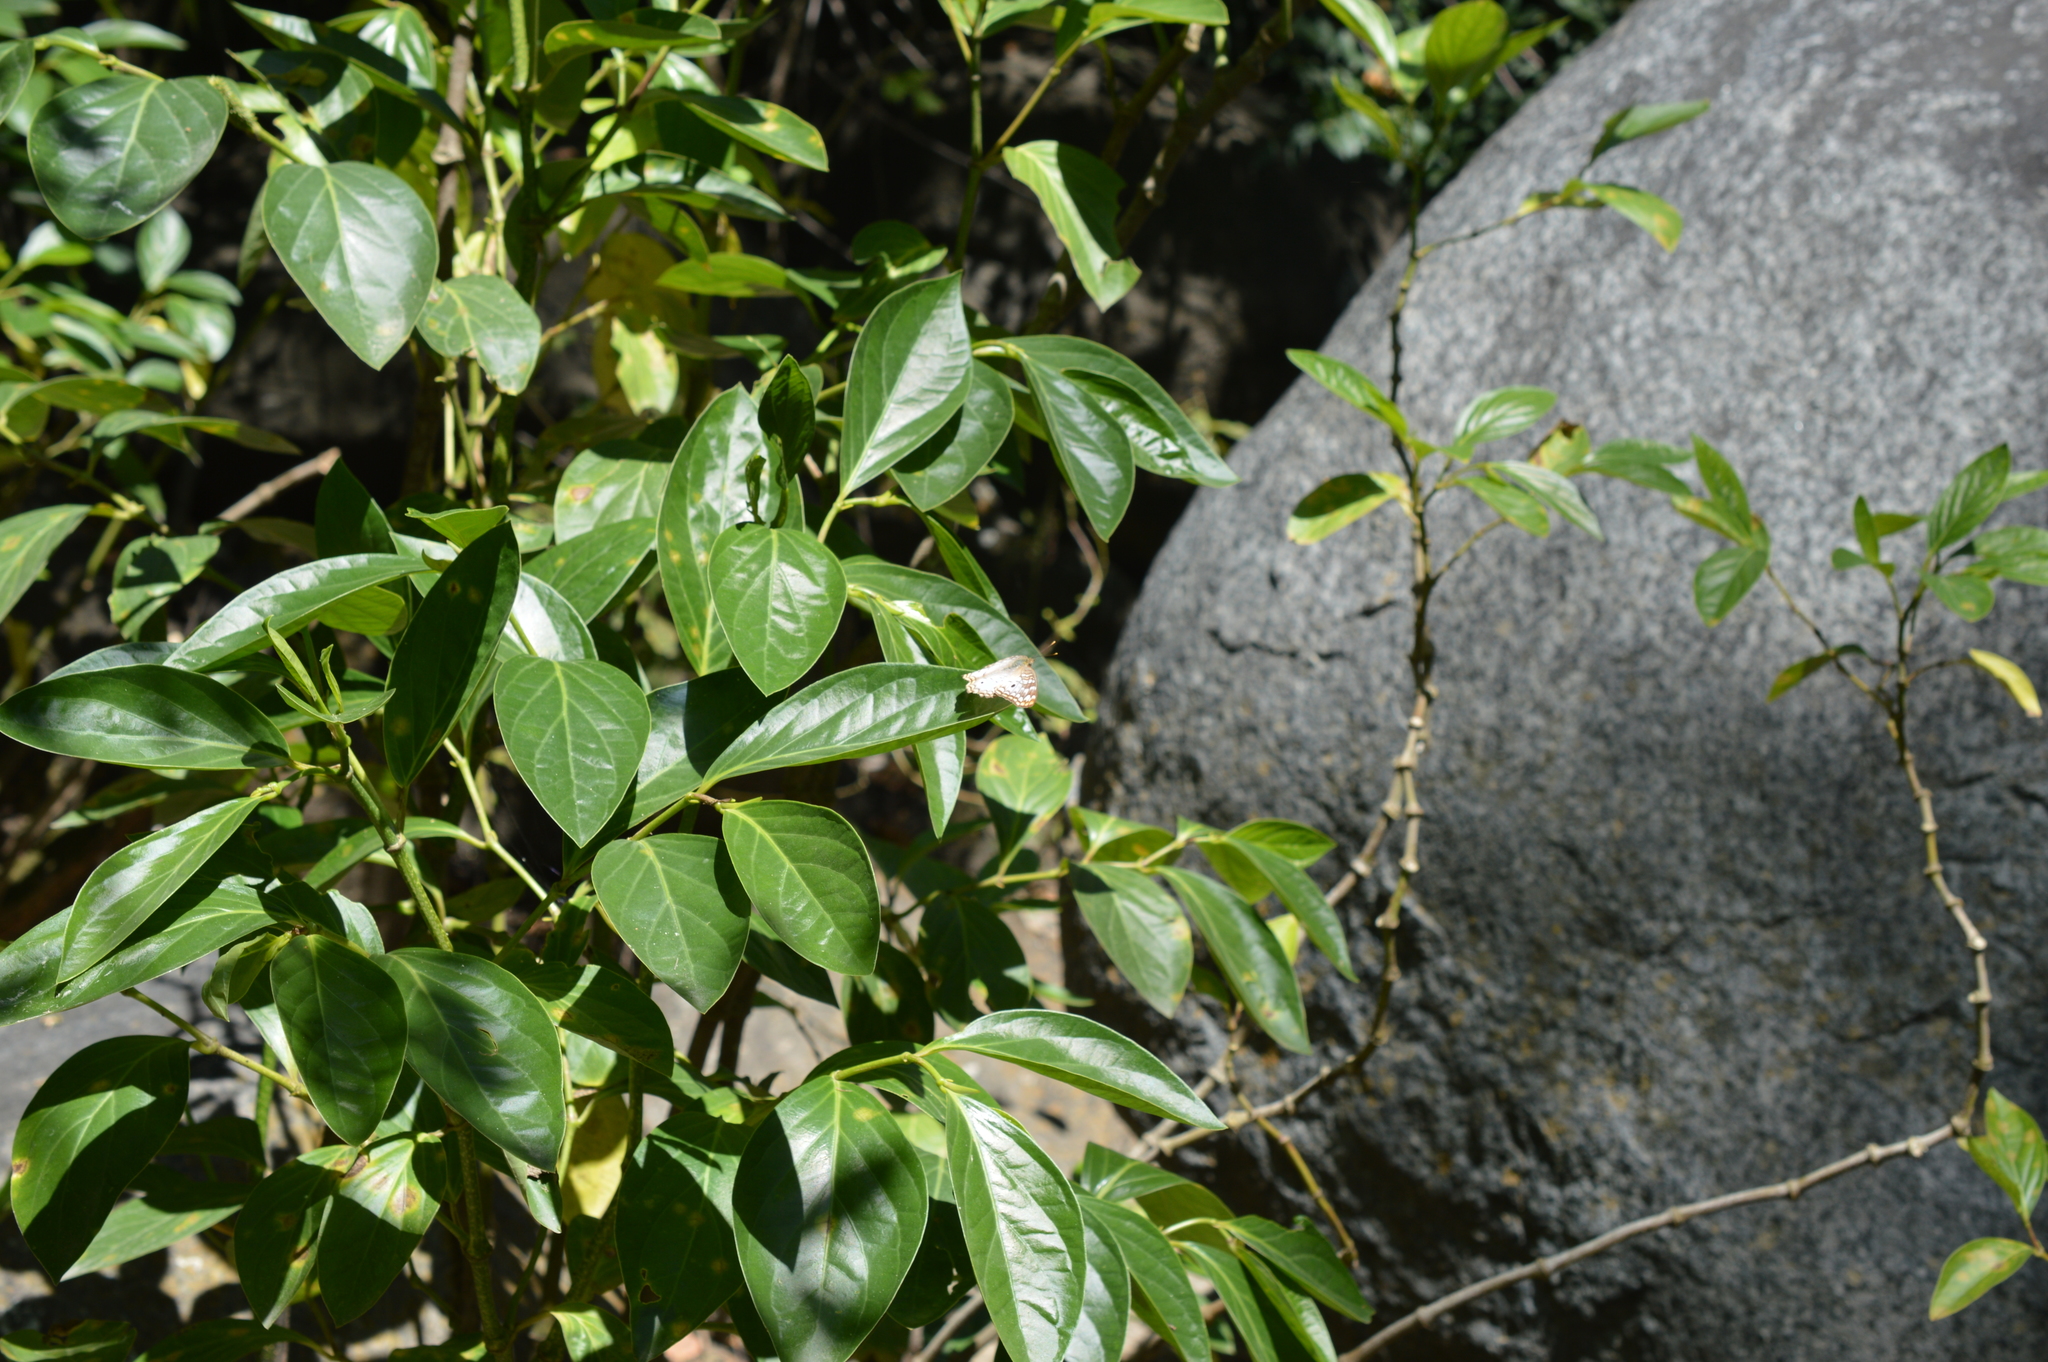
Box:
[1074,1,2048,1357]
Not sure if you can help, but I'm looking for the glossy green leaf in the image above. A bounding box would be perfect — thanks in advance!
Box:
[506,573,600,662]
[619,1110,751,1361]
[659,387,764,674]
[272,935,407,1145]
[706,662,1007,785]
[1317,0,1397,69]
[841,273,972,490]
[1929,572,1994,621]
[1582,438,1692,496]
[59,794,264,981]
[1223,837,1354,980]
[385,524,521,785]
[9,1036,188,1279]
[721,800,879,976]
[130,1320,312,1362]
[592,835,748,1011]
[931,1009,1222,1127]
[1692,545,1769,626]
[64,1167,246,1280]
[1224,1217,1372,1321]
[1929,1238,2032,1319]
[1068,1195,1132,1362]
[1581,183,1683,252]
[975,734,1071,815]
[262,161,436,369]
[1929,444,2012,551]
[1591,100,1711,162]
[379,948,567,1171]
[541,10,722,60]
[757,355,816,481]
[169,553,421,669]
[0,40,34,127]
[1076,1142,1195,1200]
[0,505,91,622]
[734,1075,928,1362]
[1286,474,1402,545]
[0,664,290,770]
[947,1088,1084,1362]
[548,1307,625,1362]
[1009,336,1235,485]
[1082,1194,1211,1362]
[1070,865,1190,1017]
[513,961,674,1070]
[1001,141,1139,310]
[657,253,790,298]
[29,76,226,240]
[1177,1242,1282,1362]
[107,535,220,634]
[670,91,826,170]
[0,1322,134,1362]
[417,274,542,393]
[236,1150,347,1326]
[137,207,192,295]
[1161,868,1310,1053]
[920,898,1031,1026]
[496,655,650,845]
[1238,1247,1335,1362]
[1228,820,1335,867]
[320,1134,442,1324]
[843,559,1084,720]
[1454,387,1555,447]
[1019,354,1133,537]
[708,524,846,694]
[528,517,655,622]
[1966,1088,2048,1219]
[633,669,775,819]
[556,441,671,543]
[894,361,1015,510]
[1422,1,1505,106]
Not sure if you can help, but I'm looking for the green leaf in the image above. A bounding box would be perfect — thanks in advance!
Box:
[1591,100,1711,162]
[29,77,226,240]
[1009,336,1235,486]
[1454,387,1554,447]
[1285,349,1404,437]
[549,1307,624,1362]
[671,91,827,170]
[1581,183,1683,252]
[0,505,91,622]
[947,1088,1084,1362]
[721,800,879,975]
[1069,1195,1132,1362]
[844,941,936,1046]
[1928,444,2012,551]
[131,1320,312,1362]
[1070,865,1190,1017]
[1490,462,1602,540]
[1317,0,1398,70]
[99,411,296,455]
[747,918,838,1006]
[271,935,407,1145]
[385,524,521,785]
[527,518,655,623]
[315,461,396,558]
[975,733,1072,815]
[0,664,290,770]
[758,355,816,481]
[507,573,599,662]
[319,1134,442,1325]
[9,1036,189,1279]
[1224,1217,1372,1322]
[888,1199,973,1326]
[1928,1238,2032,1319]
[108,535,220,634]
[59,794,264,981]
[592,835,749,1012]
[410,505,509,549]
[1224,837,1354,980]
[920,899,1032,1026]
[1082,1194,1211,1362]
[841,273,972,490]
[633,669,775,821]
[659,387,764,674]
[1237,1248,1335,1362]
[262,161,437,369]
[378,948,568,1171]
[843,559,1084,719]
[1965,1089,2048,1220]
[170,553,421,669]
[510,961,675,1070]
[1692,545,1769,626]
[0,40,35,128]
[417,275,542,393]
[556,441,671,543]
[1020,354,1133,538]
[656,253,789,299]
[236,1150,346,1326]
[705,662,1007,785]
[620,1110,752,1362]
[1968,649,2042,719]
[931,1009,1224,1127]
[1581,438,1691,496]
[1422,1,1505,106]
[1176,1243,1282,1362]
[0,1323,135,1362]
[541,10,722,60]
[496,656,650,845]
[1228,820,1334,867]
[708,524,847,694]
[894,361,1015,510]
[733,1075,928,1362]
[1286,473,1402,545]
[63,1167,245,1281]
[1161,868,1310,1053]
[1928,572,1994,622]
[1767,652,1837,702]
[1001,141,1140,310]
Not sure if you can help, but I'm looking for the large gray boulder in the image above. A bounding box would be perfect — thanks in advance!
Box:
[1077,1,2048,1356]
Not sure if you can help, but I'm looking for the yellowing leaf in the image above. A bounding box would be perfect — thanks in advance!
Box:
[1969,648,2042,718]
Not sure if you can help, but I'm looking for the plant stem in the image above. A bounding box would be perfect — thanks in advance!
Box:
[123,989,309,1100]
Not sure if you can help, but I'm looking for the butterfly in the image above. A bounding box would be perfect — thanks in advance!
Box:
[962,654,1039,708]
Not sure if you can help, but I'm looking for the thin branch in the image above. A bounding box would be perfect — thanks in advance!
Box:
[907,1288,983,1362]
[217,447,340,523]
[124,989,309,1100]
[1344,1124,1955,1357]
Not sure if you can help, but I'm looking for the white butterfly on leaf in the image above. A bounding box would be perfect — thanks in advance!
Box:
[962,654,1039,708]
